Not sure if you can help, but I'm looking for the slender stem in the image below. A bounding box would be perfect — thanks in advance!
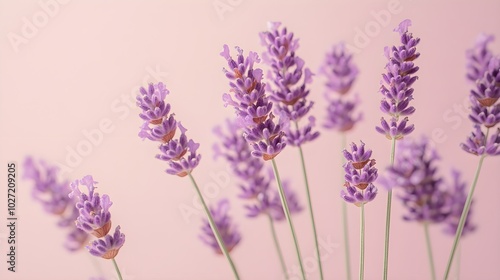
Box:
[359,203,365,280]
[455,243,462,280]
[188,173,241,280]
[112,258,123,280]
[271,158,306,280]
[383,138,397,280]
[296,138,324,279]
[267,213,289,279]
[443,155,486,279]
[423,222,436,280]
[341,133,352,280]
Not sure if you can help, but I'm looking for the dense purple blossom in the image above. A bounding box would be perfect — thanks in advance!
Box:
[69,176,112,238]
[260,21,319,146]
[460,125,500,156]
[443,170,476,237]
[200,199,241,254]
[466,34,495,83]
[384,138,450,223]
[87,226,126,259]
[323,97,362,132]
[376,19,420,140]
[221,45,287,160]
[23,157,89,251]
[341,141,378,206]
[137,82,201,176]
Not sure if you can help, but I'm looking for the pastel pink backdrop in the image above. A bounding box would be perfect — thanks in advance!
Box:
[1,0,499,279]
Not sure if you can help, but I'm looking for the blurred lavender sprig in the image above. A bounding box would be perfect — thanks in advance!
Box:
[200,199,241,254]
[443,170,476,237]
[23,157,89,251]
[321,43,362,132]
[383,138,450,223]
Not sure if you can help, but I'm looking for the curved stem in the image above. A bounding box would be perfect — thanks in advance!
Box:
[341,134,352,280]
[297,142,324,280]
[359,203,365,280]
[267,213,289,279]
[271,158,306,280]
[112,258,123,280]
[443,155,486,279]
[188,173,241,280]
[383,138,397,280]
[423,222,436,280]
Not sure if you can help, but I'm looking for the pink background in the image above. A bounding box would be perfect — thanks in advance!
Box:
[1,0,500,279]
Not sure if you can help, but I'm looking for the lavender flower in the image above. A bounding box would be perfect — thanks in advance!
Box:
[69,175,112,238]
[321,43,362,132]
[385,138,450,223]
[321,42,359,95]
[213,119,302,220]
[460,125,500,156]
[220,45,287,160]
[466,34,495,83]
[323,97,362,132]
[376,19,420,140]
[259,21,319,146]
[23,157,89,251]
[87,226,126,259]
[341,141,378,206]
[443,170,476,237]
[70,175,126,259]
[137,82,201,176]
[470,57,500,107]
[200,199,241,254]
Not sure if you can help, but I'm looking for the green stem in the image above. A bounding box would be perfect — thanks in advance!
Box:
[359,203,365,280]
[455,243,461,280]
[112,258,123,280]
[443,155,486,279]
[423,222,436,280]
[267,213,289,279]
[297,142,324,280]
[188,173,241,280]
[271,158,306,280]
[383,138,397,280]
[341,134,352,280]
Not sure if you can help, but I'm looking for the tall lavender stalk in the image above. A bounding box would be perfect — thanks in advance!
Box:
[220,44,306,279]
[340,141,378,280]
[136,82,240,279]
[444,36,500,279]
[376,19,420,280]
[260,22,322,280]
[321,42,362,280]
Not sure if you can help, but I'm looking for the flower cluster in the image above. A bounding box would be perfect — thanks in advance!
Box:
[376,19,420,140]
[384,138,450,223]
[466,34,495,83]
[213,119,302,220]
[443,170,476,237]
[321,42,362,132]
[259,21,319,146]
[137,82,201,176]
[23,157,89,251]
[340,141,378,206]
[461,36,500,156]
[200,199,241,254]
[220,44,287,160]
[69,176,125,259]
